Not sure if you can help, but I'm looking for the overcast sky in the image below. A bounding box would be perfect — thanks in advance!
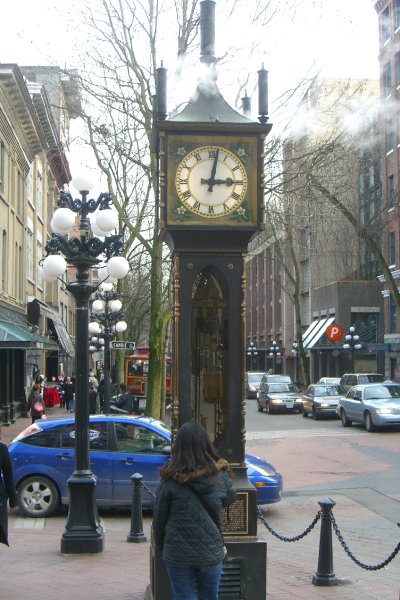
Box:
[1,0,380,176]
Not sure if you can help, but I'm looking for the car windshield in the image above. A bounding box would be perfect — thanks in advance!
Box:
[268,383,298,393]
[314,386,340,396]
[358,374,384,384]
[364,385,400,400]
[248,373,264,383]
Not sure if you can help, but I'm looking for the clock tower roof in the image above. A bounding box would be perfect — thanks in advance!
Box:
[170,84,255,125]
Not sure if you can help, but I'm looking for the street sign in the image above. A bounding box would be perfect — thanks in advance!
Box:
[326,324,343,342]
[111,341,136,350]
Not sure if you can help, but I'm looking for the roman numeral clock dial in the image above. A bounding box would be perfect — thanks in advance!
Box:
[174,146,248,219]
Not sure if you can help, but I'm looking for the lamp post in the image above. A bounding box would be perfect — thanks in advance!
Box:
[89,284,127,412]
[269,340,281,373]
[246,342,258,371]
[343,325,362,372]
[41,174,129,554]
[291,341,299,385]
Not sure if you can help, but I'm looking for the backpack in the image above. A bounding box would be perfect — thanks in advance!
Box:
[33,400,45,414]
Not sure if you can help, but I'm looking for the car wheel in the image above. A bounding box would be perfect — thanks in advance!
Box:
[17,475,60,518]
[364,412,376,433]
[340,409,352,427]
[312,406,319,420]
[302,409,308,418]
[257,400,263,413]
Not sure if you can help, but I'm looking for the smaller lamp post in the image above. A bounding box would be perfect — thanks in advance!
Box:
[268,340,281,373]
[291,341,299,384]
[246,342,258,371]
[343,326,362,372]
[89,284,127,412]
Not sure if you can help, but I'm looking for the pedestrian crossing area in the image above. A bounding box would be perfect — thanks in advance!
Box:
[246,428,364,440]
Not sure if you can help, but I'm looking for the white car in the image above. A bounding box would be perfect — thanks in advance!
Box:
[337,383,400,432]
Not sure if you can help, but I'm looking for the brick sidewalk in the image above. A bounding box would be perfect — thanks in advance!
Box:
[1,412,399,599]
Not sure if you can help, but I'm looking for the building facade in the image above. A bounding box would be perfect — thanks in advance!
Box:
[0,65,78,424]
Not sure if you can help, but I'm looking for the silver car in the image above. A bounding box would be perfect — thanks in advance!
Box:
[301,384,342,419]
[337,383,400,432]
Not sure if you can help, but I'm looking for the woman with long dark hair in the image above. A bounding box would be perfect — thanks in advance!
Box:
[152,421,237,600]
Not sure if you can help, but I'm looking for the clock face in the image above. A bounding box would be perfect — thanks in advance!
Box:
[175,146,248,218]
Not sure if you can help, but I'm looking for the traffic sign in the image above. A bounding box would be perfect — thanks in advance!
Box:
[111,341,136,350]
[326,324,343,342]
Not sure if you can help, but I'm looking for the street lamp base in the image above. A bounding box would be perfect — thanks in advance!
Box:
[61,472,104,554]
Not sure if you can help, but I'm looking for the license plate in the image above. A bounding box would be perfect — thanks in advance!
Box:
[285,402,294,408]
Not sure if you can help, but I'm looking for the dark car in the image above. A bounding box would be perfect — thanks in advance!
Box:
[245,372,266,398]
[337,383,400,432]
[8,414,282,517]
[339,373,384,394]
[257,381,303,414]
[301,384,342,419]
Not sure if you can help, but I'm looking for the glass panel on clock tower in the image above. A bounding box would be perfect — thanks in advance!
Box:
[191,267,228,448]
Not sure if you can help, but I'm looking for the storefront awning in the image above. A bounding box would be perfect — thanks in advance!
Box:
[33,300,75,357]
[302,317,335,349]
[0,321,58,350]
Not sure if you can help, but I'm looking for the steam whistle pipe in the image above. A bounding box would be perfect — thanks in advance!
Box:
[312,498,339,586]
[156,63,167,120]
[200,0,216,63]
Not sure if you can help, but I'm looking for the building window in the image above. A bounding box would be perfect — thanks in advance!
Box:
[359,172,364,194]
[384,61,392,95]
[396,0,400,29]
[382,6,391,43]
[369,165,375,187]
[27,166,34,204]
[396,51,400,86]
[389,295,396,333]
[36,233,43,284]
[388,174,395,205]
[36,163,43,219]
[386,119,393,153]
[1,230,6,290]
[27,223,34,280]
[0,141,4,194]
[389,231,396,266]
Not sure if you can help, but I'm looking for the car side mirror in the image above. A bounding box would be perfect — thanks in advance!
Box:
[162,445,171,455]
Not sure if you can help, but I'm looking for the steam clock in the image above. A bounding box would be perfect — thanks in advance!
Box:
[148,1,272,598]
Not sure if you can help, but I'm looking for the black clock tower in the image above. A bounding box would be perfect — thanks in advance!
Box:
[147,2,272,598]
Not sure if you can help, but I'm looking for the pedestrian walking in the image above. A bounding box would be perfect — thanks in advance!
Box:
[26,386,45,423]
[0,429,18,546]
[89,384,98,414]
[62,376,74,412]
[152,421,237,600]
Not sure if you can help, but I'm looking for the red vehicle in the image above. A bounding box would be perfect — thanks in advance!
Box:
[125,346,172,402]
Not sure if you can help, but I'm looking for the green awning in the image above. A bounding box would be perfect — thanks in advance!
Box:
[0,321,58,350]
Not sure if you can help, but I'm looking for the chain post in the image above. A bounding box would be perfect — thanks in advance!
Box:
[127,473,147,543]
[312,498,339,586]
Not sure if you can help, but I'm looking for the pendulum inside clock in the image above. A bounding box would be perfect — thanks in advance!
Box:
[191,267,228,448]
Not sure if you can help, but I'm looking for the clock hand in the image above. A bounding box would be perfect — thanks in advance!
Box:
[200,177,236,187]
[207,149,219,192]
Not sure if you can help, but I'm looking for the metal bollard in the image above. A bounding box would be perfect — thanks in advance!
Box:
[127,472,147,543]
[312,498,339,586]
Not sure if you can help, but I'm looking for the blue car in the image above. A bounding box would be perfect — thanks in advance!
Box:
[8,415,282,517]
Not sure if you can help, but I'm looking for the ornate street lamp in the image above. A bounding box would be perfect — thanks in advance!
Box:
[41,174,129,554]
[343,325,362,372]
[268,340,281,373]
[246,342,258,371]
[89,283,127,412]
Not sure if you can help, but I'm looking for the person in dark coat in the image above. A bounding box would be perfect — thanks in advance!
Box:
[0,432,18,546]
[61,376,74,412]
[117,383,134,414]
[89,384,98,414]
[152,421,237,600]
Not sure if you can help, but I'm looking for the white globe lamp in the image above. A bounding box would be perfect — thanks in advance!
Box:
[107,256,129,279]
[42,254,67,278]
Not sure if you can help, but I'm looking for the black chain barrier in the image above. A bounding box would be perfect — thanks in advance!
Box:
[257,506,321,542]
[331,513,400,571]
[141,481,157,498]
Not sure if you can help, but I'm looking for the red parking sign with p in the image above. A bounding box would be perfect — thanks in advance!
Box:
[326,323,343,341]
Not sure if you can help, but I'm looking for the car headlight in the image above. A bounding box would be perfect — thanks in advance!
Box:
[372,407,393,415]
[271,399,284,404]
[249,385,256,391]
